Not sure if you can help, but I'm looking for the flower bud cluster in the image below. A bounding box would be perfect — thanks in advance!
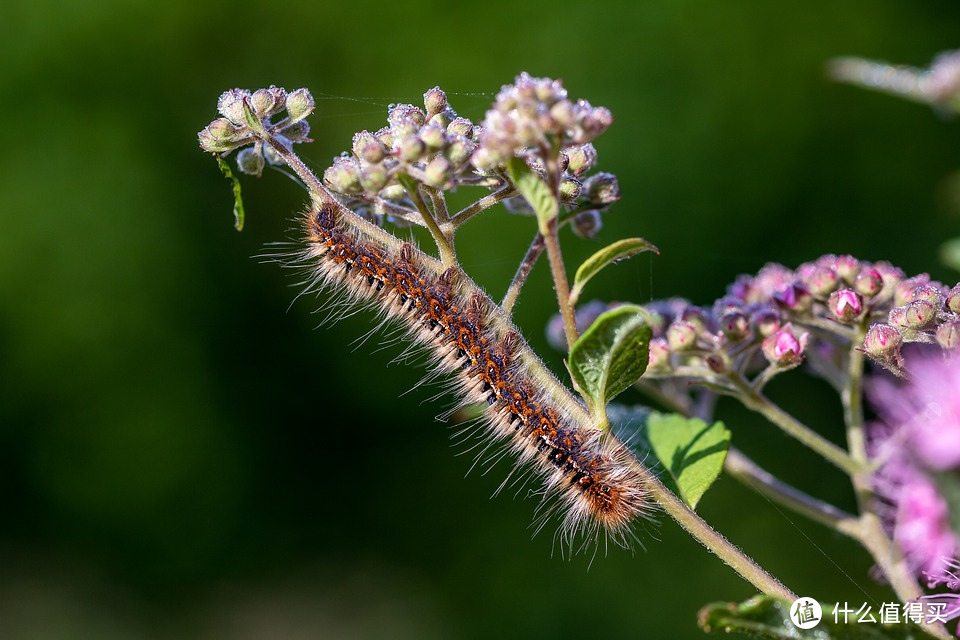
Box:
[198,87,314,176]
[726,256,960,375]
[551,255,960,384]
[322,77,620,229]
[324,87,479,199]
[472,72,613,170]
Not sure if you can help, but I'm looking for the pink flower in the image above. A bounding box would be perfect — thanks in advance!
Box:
[761,323,808,367]
[894,473,956,577]
[871,353,960,471]
[868,351,960,579]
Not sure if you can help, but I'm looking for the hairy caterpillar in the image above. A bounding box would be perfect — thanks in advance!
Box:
[285,196,654,551]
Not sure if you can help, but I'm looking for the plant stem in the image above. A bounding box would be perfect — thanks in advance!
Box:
[452,183,517,226]
[626,455,797,601]
[638,378,860,538]
[842,323,928,618]
[423,185,450,222]
[725,447,861,537]
[542,216,578,350]
[370,198,425,227]
[398,174,457,267]
[263,136,329,203]
[729,373,861,475]
[501,232,545,316]
[843,322,869,468]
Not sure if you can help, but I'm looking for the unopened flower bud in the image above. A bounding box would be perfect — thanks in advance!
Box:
[720,310,750,341]
[828,289,863,322]
[217,88,252,126]
[398,134,426,162]
[888,305,910,329]
[360,163,388,192]
[352,131,385,163]
[582,105,613,139]
[447,117,474,138]
[834,255,861,284]
[285,88,315,124]
[430,109,457,130]
[423,86,448,118]
[679,307,707,333]
[424,156,451,188]
[863,323,903,359]
[281,120,311,143]
[560,177,582,202]
[774,283,813,313]
[667,321,698,351]
[380,184,406,201]
[872,262,905,298]
[948,284,960,313]
[236,147,264,176]
[358,142,386,164]
[445,135,474,168]
[549,99,576,129]
[911,283,943,307]
[198,117,246,153]
[571,210,602,239]
[419,124,447,150]
[251,86,286,117]
[804,267,839,297]
[647,337,671,371]
[582,172,620,204]
[375,126,393,149]
[713,297,743,318]
[762,324,807,367]
[855,268,884,298]
[389,104,426,129]
[705,354,727,374]
[895,274,931,307]
[469,146,500,172]
[937,320,960,350]
[905,300,936,329]
[324,157,362,194]
[564,144,598,177]
[752,307,781,337]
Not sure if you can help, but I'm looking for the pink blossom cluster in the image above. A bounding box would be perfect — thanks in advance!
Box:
[868,352,960,631]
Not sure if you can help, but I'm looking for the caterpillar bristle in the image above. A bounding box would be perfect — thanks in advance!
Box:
[295,201,655,554]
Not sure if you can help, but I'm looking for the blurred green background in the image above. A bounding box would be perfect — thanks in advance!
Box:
[3,1,960,638]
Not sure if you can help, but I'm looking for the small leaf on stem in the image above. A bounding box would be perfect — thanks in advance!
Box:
[647,413,730,509]
[216,155,246,231]
[568,305,651,425]
[570,237,659,305]
[699,595,927,639]
[507,157,558,234]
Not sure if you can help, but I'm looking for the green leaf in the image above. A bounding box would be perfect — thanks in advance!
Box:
[568,305,651,423]
[216,155,245,231]
[699,595,928,639]
[569,237,659,305]
[646,412,730,509]
[506,156,558,234]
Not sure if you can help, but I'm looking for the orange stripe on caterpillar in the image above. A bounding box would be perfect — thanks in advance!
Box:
[300,201,653,549]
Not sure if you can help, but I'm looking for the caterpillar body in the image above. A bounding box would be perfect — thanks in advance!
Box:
[295,199,653,549]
